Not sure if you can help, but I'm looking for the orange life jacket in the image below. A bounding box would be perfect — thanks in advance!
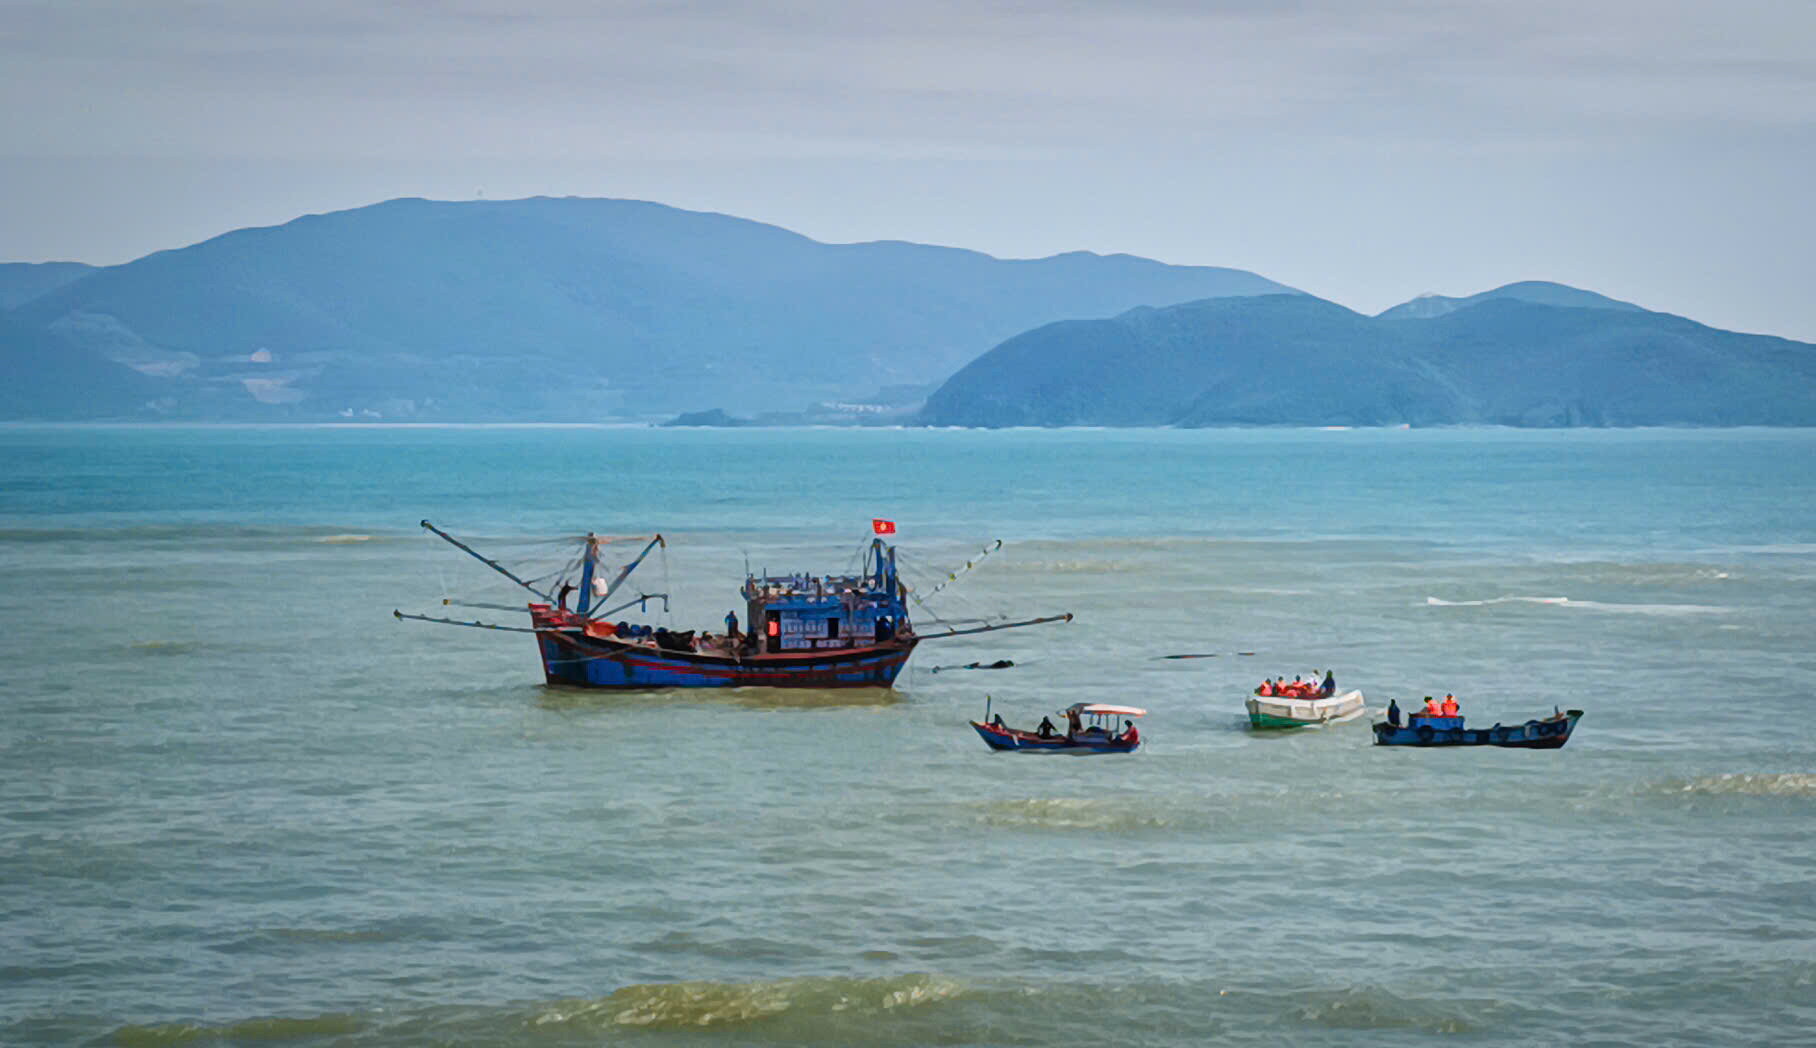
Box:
[1441,698,1459,716]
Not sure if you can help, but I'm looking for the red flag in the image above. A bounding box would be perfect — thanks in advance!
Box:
[872,519,896,535]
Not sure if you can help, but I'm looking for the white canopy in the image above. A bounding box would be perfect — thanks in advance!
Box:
[1068,703,1146,718]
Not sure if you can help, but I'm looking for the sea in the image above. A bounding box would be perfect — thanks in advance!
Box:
[1,424,1812,1047]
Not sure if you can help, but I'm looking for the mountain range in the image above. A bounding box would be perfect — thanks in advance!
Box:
[5,197,1812,426]
[919,284,1816,427]
[0,197,1289,421]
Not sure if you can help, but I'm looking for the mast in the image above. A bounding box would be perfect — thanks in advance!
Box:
[589,534,665,620]
[576,533,598,616]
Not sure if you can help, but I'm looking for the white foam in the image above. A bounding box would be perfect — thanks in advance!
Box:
[1425,596,1568,607]
[1426,595,1730,615]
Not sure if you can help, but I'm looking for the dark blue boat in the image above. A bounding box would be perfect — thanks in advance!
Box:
[1372,709,1583,748]
[972,703,1145,753]
[400,522,1071,690]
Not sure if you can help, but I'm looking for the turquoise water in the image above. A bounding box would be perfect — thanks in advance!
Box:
[2,425,1813,1046]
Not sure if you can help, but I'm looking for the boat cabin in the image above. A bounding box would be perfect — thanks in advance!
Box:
[744,538,911,654]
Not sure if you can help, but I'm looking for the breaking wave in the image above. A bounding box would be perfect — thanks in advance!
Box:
[995,559,1140,574]
[976,797,1181,832]
[129,640,198,656]
[111,1014,366,1046]
[1426,596,1730,615]
[1426,595,1568,607]
[1658,773,1816,798]
[107,977,968,1045]
[1251,985,1505,1034]
[539,974,965,1030]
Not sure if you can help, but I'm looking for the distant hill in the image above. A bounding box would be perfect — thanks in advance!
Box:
[0,262,96,310]
[661,408,753,427]
[0,311,163,420]
[3,197,1295,421]
[1376,280,1643,320]
[921,291,1816,427]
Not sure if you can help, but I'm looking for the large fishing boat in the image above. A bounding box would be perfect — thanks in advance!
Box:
[397,521,1071,689]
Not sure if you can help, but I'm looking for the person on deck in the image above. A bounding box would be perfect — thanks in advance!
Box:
[1422,696,1441,717]
[1321,671,1336,697]
[1441,694,1459,716]
[1386,698,1401,727]
[558,582,576,611]
[1258,679,1274,696]
[724,611,740,640]
[1066,707,1082,738]
[1037,716,1057,739]
[1121,720,1140,745]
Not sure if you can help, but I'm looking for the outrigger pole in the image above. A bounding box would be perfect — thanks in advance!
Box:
[392,610,543,633]
[592,591,671,620]
[420,520,554,603]
[919,612,1074,640]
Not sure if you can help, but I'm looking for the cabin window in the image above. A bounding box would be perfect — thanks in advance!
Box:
[825,617,839,639]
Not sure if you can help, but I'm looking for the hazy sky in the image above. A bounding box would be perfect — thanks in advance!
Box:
[5,0,1814,339]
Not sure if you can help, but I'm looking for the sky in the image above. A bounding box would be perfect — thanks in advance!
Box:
[4,0,1815,340]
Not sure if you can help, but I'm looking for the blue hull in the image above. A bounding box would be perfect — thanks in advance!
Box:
[537,628,916,689]
[971,721,1140,753]
[1373,710,1583,748]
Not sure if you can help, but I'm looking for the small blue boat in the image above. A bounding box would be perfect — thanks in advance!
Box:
[972,702,1145,753]
[1372,709,1583,748]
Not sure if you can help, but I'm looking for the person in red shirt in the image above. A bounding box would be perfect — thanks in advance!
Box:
[1121,720,1140,744]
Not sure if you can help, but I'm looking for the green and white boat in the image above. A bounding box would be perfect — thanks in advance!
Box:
[1245,689,1366,729]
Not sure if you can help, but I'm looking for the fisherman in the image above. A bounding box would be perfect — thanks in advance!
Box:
[1386,698,1401,727]
[991,713,1006,729]
[1257,678,1274,696]
[1037,715,1057,739]
[1121,719,1140,745]
[724,610,740,639]
[1321,670,1336,697]
[1422,695,1441,717]
[1066,706,1082,738]
[558,582,576,610]
[1441,693,1460,717]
